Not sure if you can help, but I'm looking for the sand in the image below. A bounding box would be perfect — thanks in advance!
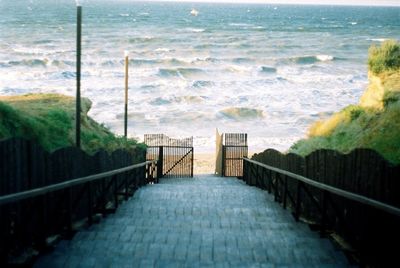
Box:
[194,153,216,174]
[193,152,255,175]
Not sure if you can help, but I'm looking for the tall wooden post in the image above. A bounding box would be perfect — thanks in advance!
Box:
[124,51,129,138]
[76,4,82,148]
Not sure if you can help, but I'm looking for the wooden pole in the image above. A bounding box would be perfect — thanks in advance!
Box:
[76,5,82,148]
[124,51,129,138]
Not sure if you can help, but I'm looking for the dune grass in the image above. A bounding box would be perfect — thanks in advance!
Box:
[368,40,400,75]
[290,40,400,164]
[0,93,144,154]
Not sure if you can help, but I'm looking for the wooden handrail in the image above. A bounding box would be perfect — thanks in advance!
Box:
[0,160,157,206]
[244,158,400,217]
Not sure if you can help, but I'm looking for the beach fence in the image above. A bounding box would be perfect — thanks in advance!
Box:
[215,132,248,177]
[144,134,194,178]
[0,137,152,264]
[243,148,400,266]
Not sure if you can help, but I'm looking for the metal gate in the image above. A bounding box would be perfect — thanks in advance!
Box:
[221,133,248,177]
[144,134,194,178]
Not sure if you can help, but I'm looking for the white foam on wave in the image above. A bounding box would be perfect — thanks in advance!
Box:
[229,23,254,27]
[367,38,387,42]
[155,48,172,52]
[316,55,334,62]
[186,28,205,33]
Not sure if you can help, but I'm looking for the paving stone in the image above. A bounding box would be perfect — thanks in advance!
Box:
[33,175,350,267]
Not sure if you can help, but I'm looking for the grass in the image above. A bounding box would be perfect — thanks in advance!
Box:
[0,93,145,154]
[290,40,400,164]
[368,40,400,75]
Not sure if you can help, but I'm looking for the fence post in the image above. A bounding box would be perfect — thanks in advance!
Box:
[87,182,93,226]
[295,181,302,221]
[320,190,328,236]
[274,173,279,202]
[190,147,194,177]
[222,146,225,177]
[113,175,119,209]
[283,175,288,209]
[242,159,247,183]
[268,170,272,194]
[158,146,163,178]
[124,172,129,200]
[65,188,73,238]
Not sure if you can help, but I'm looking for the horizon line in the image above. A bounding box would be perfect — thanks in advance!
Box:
[136,0,400,7]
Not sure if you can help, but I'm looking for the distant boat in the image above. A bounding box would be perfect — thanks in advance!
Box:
[190,8,199,16]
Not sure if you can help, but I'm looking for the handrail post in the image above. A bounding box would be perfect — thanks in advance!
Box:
[295,181,302,222]
[38,195,47,250]
[87,181,93,226]
[268,170,272,194]
[243,159,247,183]
[320,190,328,237]
[283,175,288,209]
[158,146,163,179]
[124,172,129,200]
[65,188,73,238]
[274,172,279,202]
[113,175,118,209]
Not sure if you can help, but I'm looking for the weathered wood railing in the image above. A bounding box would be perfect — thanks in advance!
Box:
[243,157,400,266]
[0,157,157,265]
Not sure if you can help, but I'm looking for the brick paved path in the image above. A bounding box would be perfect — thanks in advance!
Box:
[35,175,349,267]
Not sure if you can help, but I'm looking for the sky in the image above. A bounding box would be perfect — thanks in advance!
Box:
[146,0,400,6]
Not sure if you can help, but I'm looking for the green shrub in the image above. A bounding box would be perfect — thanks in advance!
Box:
[368,40,400,74]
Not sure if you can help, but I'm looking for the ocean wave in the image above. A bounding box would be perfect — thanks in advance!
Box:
[290,55,335,64]
[8,59,48,67]
[367,38,387,42]
[226,65,252,73]
[158,67,205,78]
[101,60,122,67]
[229,23,254,27]
[129,36,158,44]
[33,39,53,44]
[155,47,174,53]
[193,57,219,64]
[218,107,265,120]
[149,97,172,106]
[61,71,76,79]
[253,26,266,31]
[185,28,206,33]
[232,57,253,64]
[192,80,214,88]
[149,96,205,106]
[260,66,277,73]
[51,60,74,67]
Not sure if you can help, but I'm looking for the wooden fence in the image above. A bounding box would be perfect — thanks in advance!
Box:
[249,148,400,266]
[144,134,194,178]
[0,138,147,265]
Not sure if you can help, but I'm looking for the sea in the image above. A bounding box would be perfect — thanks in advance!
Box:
[0,0,399,152]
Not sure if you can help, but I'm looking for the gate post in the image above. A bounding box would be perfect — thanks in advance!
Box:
[158,146,163,178]
[222,146,225,177]
[190,147,194,177]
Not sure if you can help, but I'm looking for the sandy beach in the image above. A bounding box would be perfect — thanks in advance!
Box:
[193,153,216,174]
[194,152,255,175]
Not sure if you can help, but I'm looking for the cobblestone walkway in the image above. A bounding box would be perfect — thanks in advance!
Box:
[35,175,349,267]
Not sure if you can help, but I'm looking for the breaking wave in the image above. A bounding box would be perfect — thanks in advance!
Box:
[218,107,265,120]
